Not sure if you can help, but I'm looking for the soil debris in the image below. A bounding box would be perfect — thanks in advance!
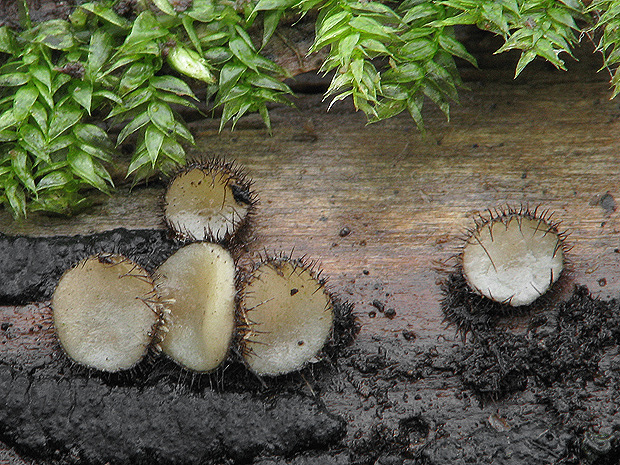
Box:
[384,308,396,319]
[450,286,620,400]
[339,227,351,237]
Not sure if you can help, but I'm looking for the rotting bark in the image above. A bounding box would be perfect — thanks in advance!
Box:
[0,361,346,464]
[3,285,620,464]
[0,229,180,305]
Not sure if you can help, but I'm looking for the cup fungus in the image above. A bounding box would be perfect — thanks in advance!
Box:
[240,257,334,376]
[45,158,353,380]
[462,208,566,306]
[155,242,236,372]
[163,159,256,243]
[52,254,162,372]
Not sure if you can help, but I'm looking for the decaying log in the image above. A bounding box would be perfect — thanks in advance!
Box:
[3,32,620,464]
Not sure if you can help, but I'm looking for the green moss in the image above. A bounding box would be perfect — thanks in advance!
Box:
[4,0,618,218]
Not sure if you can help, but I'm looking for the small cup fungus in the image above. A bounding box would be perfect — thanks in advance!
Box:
[440,207,570,336]
[52,254,162,372]
[240,257,334,376]
[155,242,236,372]
[462,207,566,306]
[163,159,256,243]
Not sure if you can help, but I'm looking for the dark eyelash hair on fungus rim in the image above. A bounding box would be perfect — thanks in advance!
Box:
[438,205,571,337]
[162,157,257,245]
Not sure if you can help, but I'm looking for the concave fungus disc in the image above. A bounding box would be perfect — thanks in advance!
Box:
[462,214,564,306]
[242,258,334,376]
[155,242,236,372]
[164,162,253,242]
[52,254,161,372]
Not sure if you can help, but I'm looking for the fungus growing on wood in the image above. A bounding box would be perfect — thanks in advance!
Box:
[155,242,236,372]
[52,254,162,372]
[440,207,570,336]
[461,207,566,306]
[240,257,334,376]
[163,159,256,243]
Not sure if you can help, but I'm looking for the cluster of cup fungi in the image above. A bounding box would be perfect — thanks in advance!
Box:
[440,205,570,335]
[52,159,339,377]
[51,153,570,378]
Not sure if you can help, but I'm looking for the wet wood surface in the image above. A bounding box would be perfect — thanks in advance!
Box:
[2,39,620,464]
